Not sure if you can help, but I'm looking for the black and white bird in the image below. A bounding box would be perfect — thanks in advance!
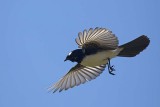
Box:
[49,27,150,93]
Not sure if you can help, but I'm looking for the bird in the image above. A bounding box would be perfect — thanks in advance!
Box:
[49,27,150,93]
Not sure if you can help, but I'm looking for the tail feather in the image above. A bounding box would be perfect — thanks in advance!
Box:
[118,35,150,57]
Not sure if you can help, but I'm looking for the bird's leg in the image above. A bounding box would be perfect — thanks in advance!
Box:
[107,58,115,75]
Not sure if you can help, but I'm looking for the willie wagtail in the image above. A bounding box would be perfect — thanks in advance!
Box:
[49,27,150,93]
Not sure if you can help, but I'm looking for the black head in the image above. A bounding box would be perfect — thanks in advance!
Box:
[64,49,85,63]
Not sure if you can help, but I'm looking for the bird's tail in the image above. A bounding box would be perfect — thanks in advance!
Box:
[117,35,150,57]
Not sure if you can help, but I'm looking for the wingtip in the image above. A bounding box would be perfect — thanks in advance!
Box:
[47,86,56,93]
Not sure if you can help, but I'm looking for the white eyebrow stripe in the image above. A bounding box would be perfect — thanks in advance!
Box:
[68,52,72,55]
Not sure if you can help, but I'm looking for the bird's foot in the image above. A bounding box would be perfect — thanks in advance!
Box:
[109,65,115,75]
[107,58,116,75]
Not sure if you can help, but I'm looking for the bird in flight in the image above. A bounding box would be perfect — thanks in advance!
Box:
[49,27,150,93]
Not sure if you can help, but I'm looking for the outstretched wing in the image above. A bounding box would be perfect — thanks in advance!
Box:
[75,27,119,51]
[48,64,106,93]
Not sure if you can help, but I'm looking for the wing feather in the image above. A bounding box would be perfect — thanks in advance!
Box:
[75,27,118,50]
[48,64,106,93]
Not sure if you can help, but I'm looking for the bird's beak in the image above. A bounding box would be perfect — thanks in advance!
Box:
[64,56,69,62]
[64,58,68,62]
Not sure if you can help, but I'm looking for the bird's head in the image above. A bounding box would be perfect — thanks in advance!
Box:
[64,49,84,63]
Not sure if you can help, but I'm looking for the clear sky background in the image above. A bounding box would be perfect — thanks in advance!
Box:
[0,0,160,107]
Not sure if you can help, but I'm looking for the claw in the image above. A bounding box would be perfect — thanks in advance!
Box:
[107,58,116,75]
[110,66,115,71]
[109,71,115,75]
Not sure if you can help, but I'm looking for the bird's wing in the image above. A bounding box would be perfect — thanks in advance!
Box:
[75,27,119,52]
[49,64,106,93]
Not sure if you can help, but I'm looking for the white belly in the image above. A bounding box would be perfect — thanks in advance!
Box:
[80,48,122,67]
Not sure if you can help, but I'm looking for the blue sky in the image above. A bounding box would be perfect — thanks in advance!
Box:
[0,0,160,107]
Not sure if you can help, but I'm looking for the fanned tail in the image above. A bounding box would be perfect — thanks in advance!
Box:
[118,35,150,57]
